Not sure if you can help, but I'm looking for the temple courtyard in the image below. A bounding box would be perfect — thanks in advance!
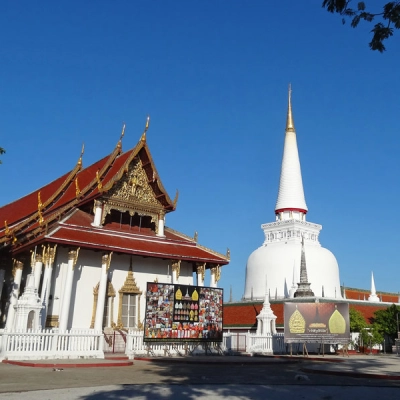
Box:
[0,354,399,399]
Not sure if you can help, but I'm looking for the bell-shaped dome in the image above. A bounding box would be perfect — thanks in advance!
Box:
[243,237,341,300]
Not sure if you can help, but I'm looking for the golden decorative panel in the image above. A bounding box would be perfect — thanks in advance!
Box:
[108,159,162,208]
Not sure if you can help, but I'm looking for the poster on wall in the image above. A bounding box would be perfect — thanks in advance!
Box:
[284,302,350,344]
[143,282,223,342]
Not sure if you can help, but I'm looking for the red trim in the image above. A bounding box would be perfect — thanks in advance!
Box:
[275,208,307,214]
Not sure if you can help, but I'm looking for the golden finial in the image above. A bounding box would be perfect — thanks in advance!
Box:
[75,177,80,197]
[194,231,198,242]
[96,170,103,191]
[77,143,84,168]
[38,192,43,210]
[120,123,126,141]
[37,192,44,225]
[286,83,295,132]
[173,189,179,208]
[38,207,44,226]
[4,220,10,236]
[141,115,150,142]
[226,248,230,260]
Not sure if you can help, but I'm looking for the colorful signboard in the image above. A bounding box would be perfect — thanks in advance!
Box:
[144,282,223,342]
[284,302,350,344]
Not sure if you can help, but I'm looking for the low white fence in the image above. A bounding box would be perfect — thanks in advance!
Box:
[125,330,228,358]
[1,329,290,360]
[124,331,287,358]
[0,329,103,360]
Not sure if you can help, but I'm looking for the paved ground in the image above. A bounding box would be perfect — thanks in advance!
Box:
[0,354,399,399]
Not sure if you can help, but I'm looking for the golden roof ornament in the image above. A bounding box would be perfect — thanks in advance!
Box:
[77,143,84,169]
[38,192,43,210]
[38,193,44,226]
[194,231,198,242]
[96,170,103,191]
[286,83,295,133]
[117,123,125,151]
[75,177,80,197]
[141,116,150,142]
[4,220,10,236]
[173,189,179,208]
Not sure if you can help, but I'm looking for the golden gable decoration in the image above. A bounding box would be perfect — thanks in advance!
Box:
[110,159,161,207]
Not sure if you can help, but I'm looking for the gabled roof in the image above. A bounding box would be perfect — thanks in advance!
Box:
[0,134,176,248]
[11,208,229,265]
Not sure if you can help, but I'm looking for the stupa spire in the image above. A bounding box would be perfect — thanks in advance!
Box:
[368,271,380,302]
[294,235,314,298]
[275,85,308,221]
[286,84,295,132]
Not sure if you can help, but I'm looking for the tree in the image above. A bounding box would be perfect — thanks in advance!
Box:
[359,325,383,351]
[0,147,4,164]
[349,307,367,332]
[322,1,400,52]
[372,303,400,342]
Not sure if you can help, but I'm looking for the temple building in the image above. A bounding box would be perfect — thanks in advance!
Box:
[243,87,341,301]
[0,119,229,333]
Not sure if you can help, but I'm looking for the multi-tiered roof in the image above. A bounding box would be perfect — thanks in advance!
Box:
[0,121,229,267]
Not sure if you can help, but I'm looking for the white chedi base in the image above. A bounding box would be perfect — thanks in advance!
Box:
[244,220,341,300]
[14,274,43,331]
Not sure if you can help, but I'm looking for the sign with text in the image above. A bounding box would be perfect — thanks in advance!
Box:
[144,282,223,342]
[284,302,350,344]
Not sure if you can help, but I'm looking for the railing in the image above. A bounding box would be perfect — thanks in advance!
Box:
[125,330,228,358]
[0,329,104,360]
[247,333,285,354]
[1,328,287,360]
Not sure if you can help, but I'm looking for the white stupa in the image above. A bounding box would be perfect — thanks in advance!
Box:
[243,86,342,300]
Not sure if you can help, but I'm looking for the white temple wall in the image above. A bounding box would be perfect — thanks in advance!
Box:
[47,248,196,330]
[70,249,102,328]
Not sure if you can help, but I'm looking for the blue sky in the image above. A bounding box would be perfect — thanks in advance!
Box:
[1,1,399,301]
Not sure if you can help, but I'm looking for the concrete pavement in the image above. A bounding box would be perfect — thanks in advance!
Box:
[0,353,399,399]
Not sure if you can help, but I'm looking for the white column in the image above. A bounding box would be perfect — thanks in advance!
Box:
[210,265,220,288]
[171,260,181,284]
[6,260,24,330]
[92,200,103,227]
[40,245,57,328]
[94,252,112,331]
[196,263,205,287]
[59,248,79,331]
[33,254,44,292]
[156,213,165,237]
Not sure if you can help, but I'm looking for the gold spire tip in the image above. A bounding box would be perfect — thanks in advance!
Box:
[286,83,295,132]
[141,115,150,142]
[120,123,126,141]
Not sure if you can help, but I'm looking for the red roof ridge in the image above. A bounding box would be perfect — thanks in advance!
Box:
[165,227,229,262]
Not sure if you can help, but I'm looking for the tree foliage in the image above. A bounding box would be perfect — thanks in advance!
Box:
[0,147,4,165]
[372,303,400,341]
[349,307,367,332]
[359,325,384,350]
[322,1,400,51]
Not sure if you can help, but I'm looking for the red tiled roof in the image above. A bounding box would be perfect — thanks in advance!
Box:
[0,139,175,245]
[40,210,228,265]
[223,300,395,329]
[345,288,398,303]
[223,302,284,327]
